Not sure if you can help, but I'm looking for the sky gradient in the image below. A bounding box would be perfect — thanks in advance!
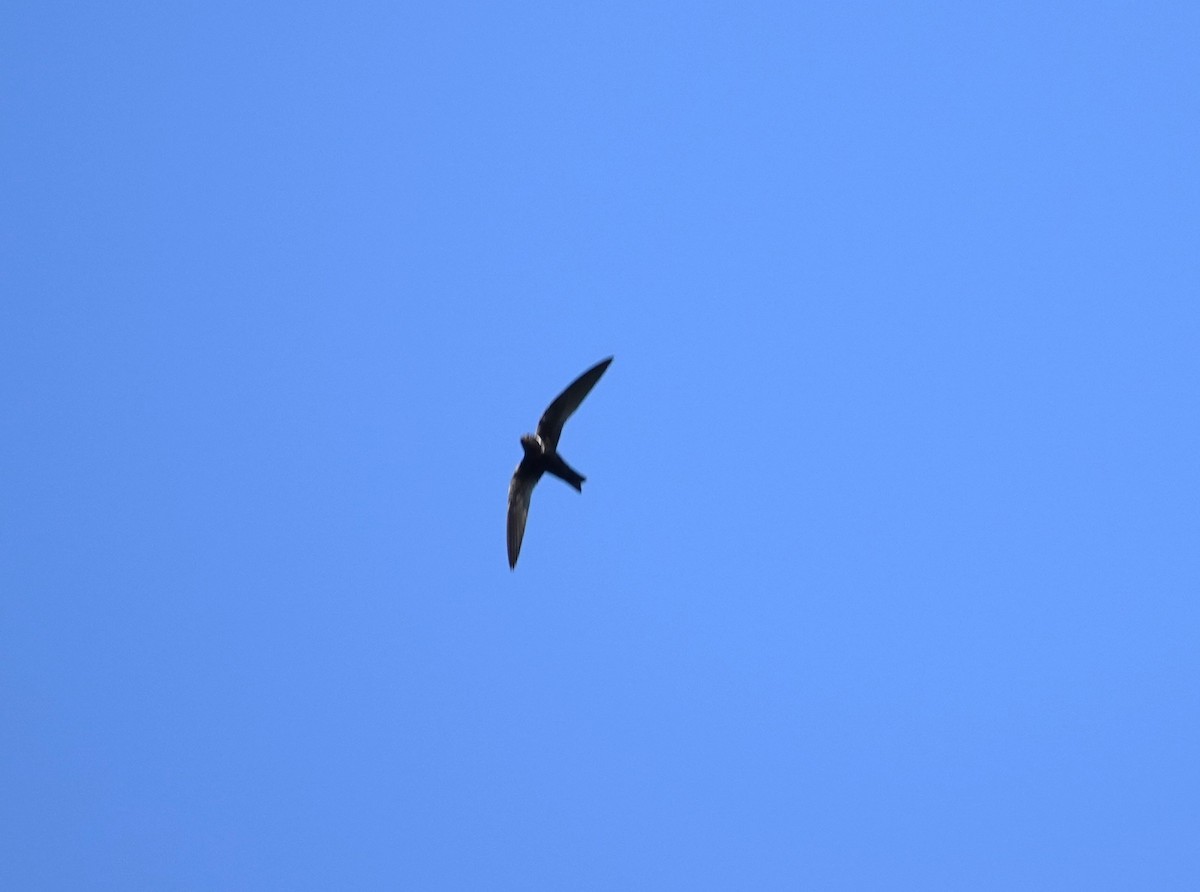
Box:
[4,2,1198,889]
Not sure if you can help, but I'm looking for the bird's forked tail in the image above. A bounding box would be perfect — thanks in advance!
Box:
[546,454,586,492]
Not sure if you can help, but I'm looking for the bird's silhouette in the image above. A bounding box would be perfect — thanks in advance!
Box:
[507,356,612,569]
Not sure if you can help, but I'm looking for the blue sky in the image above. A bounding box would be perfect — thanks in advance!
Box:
[3,2,1198,888]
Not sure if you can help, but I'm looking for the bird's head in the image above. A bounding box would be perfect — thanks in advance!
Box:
[520,434,543,456]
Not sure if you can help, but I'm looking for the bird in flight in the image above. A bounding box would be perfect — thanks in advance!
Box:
[507,356,613,569]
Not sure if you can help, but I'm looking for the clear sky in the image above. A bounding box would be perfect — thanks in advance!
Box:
[3,2,1198,889]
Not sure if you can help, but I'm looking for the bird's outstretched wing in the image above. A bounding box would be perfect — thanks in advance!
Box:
[535,356,613,451]
[507,463,539,569]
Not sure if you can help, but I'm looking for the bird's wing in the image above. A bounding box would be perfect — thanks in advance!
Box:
[535,356,613,451]
[507,465,539,569]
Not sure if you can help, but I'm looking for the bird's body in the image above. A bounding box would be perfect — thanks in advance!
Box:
[507,357,612,569]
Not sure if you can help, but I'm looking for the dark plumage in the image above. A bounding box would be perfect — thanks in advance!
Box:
[507,356,612,569]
